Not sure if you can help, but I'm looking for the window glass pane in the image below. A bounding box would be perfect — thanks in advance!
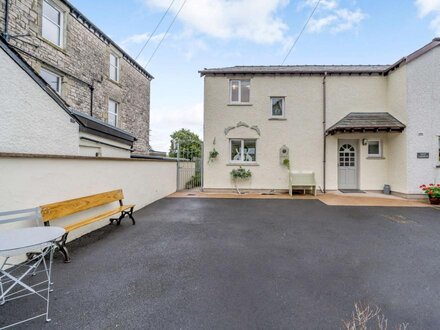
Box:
[230,80,239,102]
[110,66,117,81]
[108,100,118,126]
[43,1,60,24]
[40,69,60,93]
[231,140,242,161]
[110,54,117,66]
[42,18,60,45]
[243,140,256,162]
[271,97,283,116]
[240,80,250,103]
[368,141,380,155]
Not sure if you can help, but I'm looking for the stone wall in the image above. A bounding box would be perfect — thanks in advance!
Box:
[0,0,151,153]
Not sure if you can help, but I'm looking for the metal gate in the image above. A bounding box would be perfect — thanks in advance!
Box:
[172,141,203,191]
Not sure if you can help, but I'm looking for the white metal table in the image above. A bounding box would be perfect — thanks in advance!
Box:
[0,226,65,329]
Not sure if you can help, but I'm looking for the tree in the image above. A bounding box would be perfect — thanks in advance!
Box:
[169,129,202,159]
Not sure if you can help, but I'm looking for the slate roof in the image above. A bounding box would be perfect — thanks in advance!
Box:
[0,36,136,146]
[200,38,440,76]
[326,112,406,135]
[200,65,390,75]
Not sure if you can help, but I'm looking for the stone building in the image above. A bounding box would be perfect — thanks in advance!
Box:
[0,0,153,153]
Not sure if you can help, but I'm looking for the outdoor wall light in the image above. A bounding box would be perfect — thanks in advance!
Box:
[362,138,368,146]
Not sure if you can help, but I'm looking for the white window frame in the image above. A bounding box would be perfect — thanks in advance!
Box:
[229,139,257,163]
[40,68,62,94]
[270,97,285,118]
[108,99,119,127]
[367,139,382,158]
[42,0,64,47]
[437,136,440,163]
[229,79,250,104]
[109,53,120,82]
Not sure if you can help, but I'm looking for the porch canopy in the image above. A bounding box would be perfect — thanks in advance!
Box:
[326,112,405,135]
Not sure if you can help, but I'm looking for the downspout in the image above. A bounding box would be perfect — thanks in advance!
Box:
[89,83,94,116]
[3,0,9,41]
[322,72,328,193]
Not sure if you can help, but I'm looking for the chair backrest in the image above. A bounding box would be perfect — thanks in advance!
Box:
[290,172,316,185]
[40,189,124,222]
[0,207,41,226]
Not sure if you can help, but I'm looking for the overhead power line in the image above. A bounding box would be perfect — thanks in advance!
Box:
[144,0,187,69]
[135,0,176,60]
[281,0,321,65]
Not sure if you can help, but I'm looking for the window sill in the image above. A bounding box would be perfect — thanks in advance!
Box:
[227,162,259,166]
[269,117,286,121]
[227,103,253,106]
[38,36,68,55]
[366,157,386,160]
[109,78,122,87]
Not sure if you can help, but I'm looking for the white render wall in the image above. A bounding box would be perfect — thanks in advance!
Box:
[406,47,440,193]
[0,156,177,241]
[203,74,407,193]
[0,48,80,155]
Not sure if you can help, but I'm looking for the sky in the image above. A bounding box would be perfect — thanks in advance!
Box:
[70,0,440,152]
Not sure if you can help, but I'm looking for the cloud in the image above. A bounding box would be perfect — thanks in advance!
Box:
[302,0,366,34]
[415,0,440,33]
[143,0,289,44]
[120,32,166,47]
[150,102,203,151]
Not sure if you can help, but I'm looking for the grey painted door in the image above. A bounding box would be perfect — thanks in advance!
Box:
[338,140,358,190]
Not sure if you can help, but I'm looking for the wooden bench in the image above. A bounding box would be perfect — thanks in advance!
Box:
[289,171,317,196]
[39,189,135,262]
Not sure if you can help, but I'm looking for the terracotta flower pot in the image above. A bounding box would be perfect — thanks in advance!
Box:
[429,197,440,205]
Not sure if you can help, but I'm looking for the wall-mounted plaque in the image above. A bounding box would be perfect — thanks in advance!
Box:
[417,152,429,159]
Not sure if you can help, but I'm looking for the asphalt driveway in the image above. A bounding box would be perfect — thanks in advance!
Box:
[2,198,439,329]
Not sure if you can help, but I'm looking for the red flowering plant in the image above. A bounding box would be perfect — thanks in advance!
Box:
[419,184,440,198]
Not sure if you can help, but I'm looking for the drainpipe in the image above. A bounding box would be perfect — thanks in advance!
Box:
[322,72,328,193]
[2,0,9,41]
[89,83,94,116]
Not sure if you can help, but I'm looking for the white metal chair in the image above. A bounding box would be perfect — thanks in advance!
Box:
[0,207,57,329]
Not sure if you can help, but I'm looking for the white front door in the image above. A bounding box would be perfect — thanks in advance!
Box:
[338,140,358,190]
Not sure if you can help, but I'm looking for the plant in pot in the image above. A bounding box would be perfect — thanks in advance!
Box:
[420,184,440,205]
[230,167,252,194]
[208,148,219,164]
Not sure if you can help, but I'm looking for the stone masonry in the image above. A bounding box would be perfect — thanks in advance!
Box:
[0,0,152,153]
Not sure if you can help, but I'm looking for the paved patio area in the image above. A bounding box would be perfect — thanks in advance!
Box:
[2,198,440,329]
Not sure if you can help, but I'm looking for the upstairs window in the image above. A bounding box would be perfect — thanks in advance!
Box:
[42,0,63,47]
[40,68,62,94]
[109,54,120,82]
[367,140,382,158]
[230,139,256,163]
[438,136,440,162]
[108,99,119,127]
[230,80,250,103]
[270,97,285,117]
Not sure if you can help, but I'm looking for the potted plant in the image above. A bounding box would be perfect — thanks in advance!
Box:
[230,167,252,194]
[419,184,440,205]
[208,148,219,164]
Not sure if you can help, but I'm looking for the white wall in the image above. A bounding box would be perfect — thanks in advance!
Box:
[79,132,132,158]
[203,74,405,192]
[0,48,80,155]
[0,155,177,241]
[406,47,440,193]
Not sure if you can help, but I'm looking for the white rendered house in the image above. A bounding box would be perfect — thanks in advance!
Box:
[200,39,440,197]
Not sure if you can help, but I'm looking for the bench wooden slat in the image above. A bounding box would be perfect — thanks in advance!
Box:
[40,189,125,222]
[64,204,134,232]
